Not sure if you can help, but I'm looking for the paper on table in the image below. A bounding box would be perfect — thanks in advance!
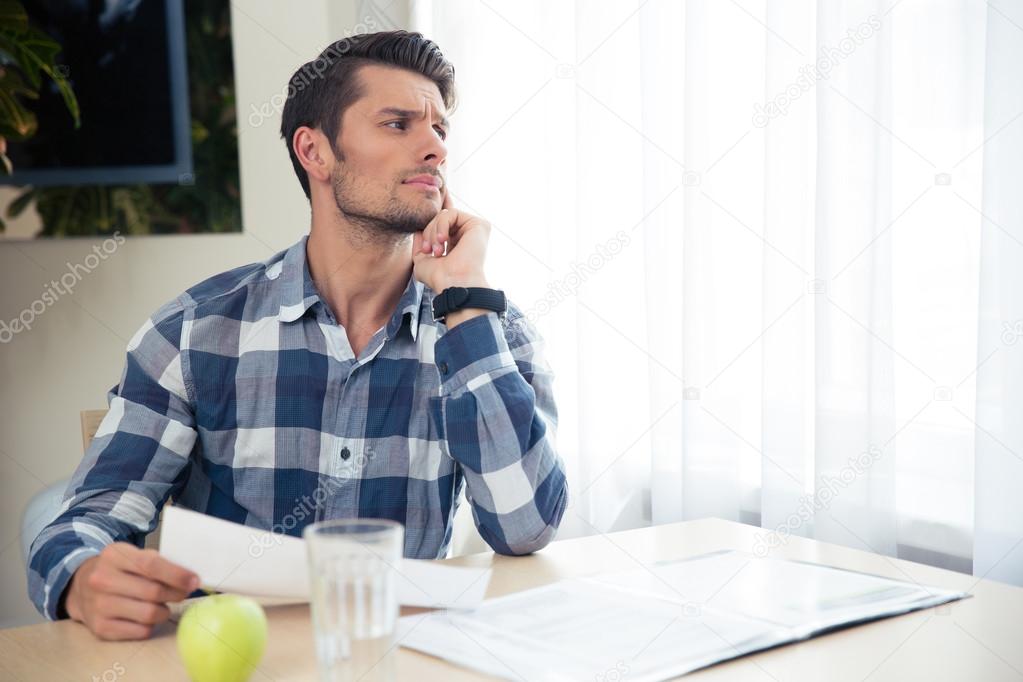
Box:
[397,579,786,682]
[586,550,969,632]
[158,505,491,609]
[397,550,969,681]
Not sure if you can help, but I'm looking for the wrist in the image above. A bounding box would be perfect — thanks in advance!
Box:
[436,273,489,291]
[63,575,82,621]
[63,555,96,622]
[443,307,491,329]
[432,279,504,329]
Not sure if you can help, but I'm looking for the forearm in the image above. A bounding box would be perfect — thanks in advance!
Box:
[28,304,196,620]
[442,388,567,554]
[430,310,568,554]
[436,272,491,330]
[27,495,140,620]
[443,307,489,329]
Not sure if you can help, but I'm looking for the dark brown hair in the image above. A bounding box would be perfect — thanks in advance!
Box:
[279,31,457,200]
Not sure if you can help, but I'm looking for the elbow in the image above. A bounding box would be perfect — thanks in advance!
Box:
[494,523,559,556]
[487,485,568,557]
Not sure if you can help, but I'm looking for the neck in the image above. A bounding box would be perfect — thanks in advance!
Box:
[306,207,414,334]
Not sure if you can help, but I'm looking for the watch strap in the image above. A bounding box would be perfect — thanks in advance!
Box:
[432,287,507,321]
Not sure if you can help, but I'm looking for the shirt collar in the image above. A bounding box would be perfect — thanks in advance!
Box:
[386,273,426,342]
[276,235,426,341]
[277,235,321,323]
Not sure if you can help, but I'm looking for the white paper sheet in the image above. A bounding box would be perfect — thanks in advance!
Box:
[586,550,966,633]
[159,505,491,609]
[397,550,969,681]
[397,580,787,682]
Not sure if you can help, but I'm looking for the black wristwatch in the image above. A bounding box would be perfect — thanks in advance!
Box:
[432,286,507,322]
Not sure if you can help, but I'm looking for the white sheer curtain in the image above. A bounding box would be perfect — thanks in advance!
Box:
[409,0,1023,585]
[975,1,1023,585]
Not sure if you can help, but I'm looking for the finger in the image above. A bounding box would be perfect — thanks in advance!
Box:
[421,214,438,256]
[98,594,171,626]
[433,210,454,256]
[419,221,434,255]
[423,208,447,254]
[412,230,426,257]
[435,210,450,250]
[92,617,154,641]
[443,214,475,253]
[99,569,193,603]
[110,546,199,593]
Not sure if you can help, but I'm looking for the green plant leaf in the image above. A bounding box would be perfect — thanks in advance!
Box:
[38,60,79,127]
[0,64,38,139]
[0,27,80,131]
[18,26,61,79]
[8,27,79,129]
[0,0,28,35]
[0,30,47,89]
[0,83,37,139]
[0,65,33,94]
[7,186,35,217]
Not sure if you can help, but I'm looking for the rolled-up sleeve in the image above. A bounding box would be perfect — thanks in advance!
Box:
[429,303,568,555]
[26,298,197,620]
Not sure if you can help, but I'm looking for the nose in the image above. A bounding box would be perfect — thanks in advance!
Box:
[416,125,447,169]
[415,99,448,171]
[409,116,446,166]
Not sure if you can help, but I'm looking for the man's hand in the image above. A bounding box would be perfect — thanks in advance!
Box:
[413,186,492,293]
[64,542,200,640]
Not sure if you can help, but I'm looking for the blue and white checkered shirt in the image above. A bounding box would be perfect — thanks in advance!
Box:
[27,234,568,620]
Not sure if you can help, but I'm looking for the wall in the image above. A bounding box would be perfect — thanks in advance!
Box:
[0,0,406,628]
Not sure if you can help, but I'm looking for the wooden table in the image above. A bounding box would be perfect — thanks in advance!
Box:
[2,518,1022,681]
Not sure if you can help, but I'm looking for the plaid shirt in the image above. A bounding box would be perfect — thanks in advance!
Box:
[27,235,567,621]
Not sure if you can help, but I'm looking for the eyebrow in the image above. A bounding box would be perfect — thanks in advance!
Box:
[375,107,450,130]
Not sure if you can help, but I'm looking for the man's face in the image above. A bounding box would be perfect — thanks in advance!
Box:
[330,64,449,236]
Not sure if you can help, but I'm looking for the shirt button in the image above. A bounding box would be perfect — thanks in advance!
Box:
[340,447,351,460]
[438,362,449,375]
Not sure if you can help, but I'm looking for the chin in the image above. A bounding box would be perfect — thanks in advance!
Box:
[387,206,437,234]
[409,192,441,206]
[408,199,440,218]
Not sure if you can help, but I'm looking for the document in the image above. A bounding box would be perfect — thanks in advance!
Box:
[159,505,491,609]
[396,550,969,681]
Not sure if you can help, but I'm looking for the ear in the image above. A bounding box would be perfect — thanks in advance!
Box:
[292,126,335,187]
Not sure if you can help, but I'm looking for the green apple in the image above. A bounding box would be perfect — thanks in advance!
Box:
[177,594,268,682]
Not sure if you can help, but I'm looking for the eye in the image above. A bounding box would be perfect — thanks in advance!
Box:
[384,120,446,140]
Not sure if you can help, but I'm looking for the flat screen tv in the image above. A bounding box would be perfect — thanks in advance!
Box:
[2,0,192,187]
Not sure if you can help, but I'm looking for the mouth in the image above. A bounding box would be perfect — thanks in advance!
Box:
[403,174,442,193]
[403,181,440,193]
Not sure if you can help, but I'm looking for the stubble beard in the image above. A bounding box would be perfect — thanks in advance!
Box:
[330,157,435,249]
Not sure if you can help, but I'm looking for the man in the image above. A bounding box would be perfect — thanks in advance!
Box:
[26,30,568,641]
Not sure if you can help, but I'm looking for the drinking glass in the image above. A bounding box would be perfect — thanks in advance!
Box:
[304,519,404,682]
